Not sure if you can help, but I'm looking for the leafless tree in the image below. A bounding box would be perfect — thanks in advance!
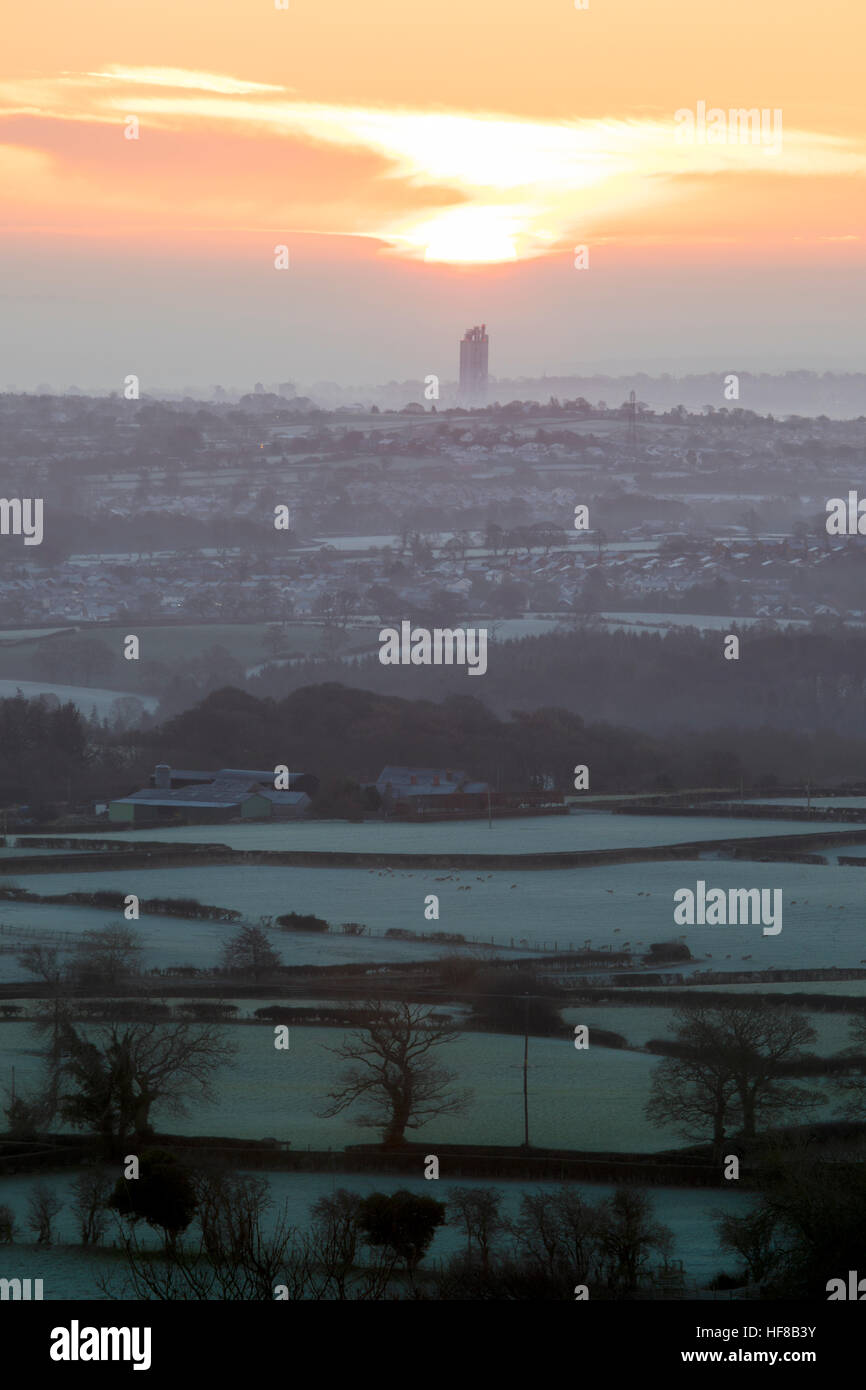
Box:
[0,1204,18,1243]
[220,924,282,981]
[715,1206,781,1286]
[69,924,143,989]
[26,1183,63,1245]
[307,1189,401,1300]
[646,1002,818,1148]
[596,1188,674,1295]
[71,1168,113,1245]
[102,1175,403,1301]
[646,1052,741,1161]
[320,1001,471,1147]
[447,1186,505,1271]
[509,1187,602,1285]
[54,1018,237,1148]
[17,943,70,1071]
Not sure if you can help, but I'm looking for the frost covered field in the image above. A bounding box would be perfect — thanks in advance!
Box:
[0,1169,752,1298]
[8,853,866,971]
[17,808,866,855]
[0,895,522,982]
[3,1021,693,1151]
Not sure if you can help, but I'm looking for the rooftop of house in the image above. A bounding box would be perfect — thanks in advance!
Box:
[117,779,267,806]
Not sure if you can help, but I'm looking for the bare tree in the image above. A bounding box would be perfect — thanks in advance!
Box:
[26,1183,63,1245]
[69,925,143,989]
[220,924,282,981]
[308,1189,401,1300]
[646,1052,741,1161]
[0,1205,18,1243]
[104,1178,403,1301]
[309,1189,364,1299]
[597,1188,674,1295]
[71,1168,113,1245]
[509,1188,601,1285]
[447,1186,504,1271]
[54,1018,236,1150]
[646,1002,818,1148]
[320,1001,471,1147]
[715,1206,780,1286]
[17,944,69,1065]
[105,1186,306,1302]
[720,1003,819,1138]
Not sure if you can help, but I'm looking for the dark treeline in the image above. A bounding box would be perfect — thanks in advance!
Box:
[248,625,866,739]
[5,676,866,812]
[116,676,866,796]
[0,886,241,922]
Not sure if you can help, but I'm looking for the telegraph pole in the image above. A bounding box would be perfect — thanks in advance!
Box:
[522,996,530,1148]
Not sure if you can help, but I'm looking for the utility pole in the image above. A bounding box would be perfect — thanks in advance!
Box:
[522,996,530,1149]
[487,785,493,829]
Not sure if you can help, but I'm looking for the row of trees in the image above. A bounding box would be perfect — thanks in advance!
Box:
[8,934,237,1150]
[0,1170,112,1247]
[645,1001,866,1157]
[7,983,464,1153]
[7,1146,865,1299]
[92,1158,676,1300]
[15,948,866,1157]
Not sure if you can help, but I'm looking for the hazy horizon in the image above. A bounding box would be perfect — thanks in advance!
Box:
[2,0,864,390]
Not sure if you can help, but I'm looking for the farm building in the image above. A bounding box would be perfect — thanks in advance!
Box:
[108,764,314,825]
[374,765,490,815]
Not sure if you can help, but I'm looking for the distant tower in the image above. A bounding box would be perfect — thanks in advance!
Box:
[459,324,489,403]
[626,389,638,453]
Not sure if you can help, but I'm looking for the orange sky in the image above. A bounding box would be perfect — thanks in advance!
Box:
[1,0,864,386]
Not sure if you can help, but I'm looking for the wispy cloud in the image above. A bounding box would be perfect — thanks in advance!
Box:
[83,67,288,96]
[2,67,865,262]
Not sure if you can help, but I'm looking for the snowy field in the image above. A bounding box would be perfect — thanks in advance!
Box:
[5,855,866,971]
[16,809,866,856]
[0,1168,752,1298]
[0,895,523,981]
[0,1021,841,1153]
[1,1022,691,1151]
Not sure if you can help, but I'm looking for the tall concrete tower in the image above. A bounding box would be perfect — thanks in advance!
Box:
[459,324,489,403]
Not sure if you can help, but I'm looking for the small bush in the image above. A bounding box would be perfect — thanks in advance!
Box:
[276,912,329,933]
